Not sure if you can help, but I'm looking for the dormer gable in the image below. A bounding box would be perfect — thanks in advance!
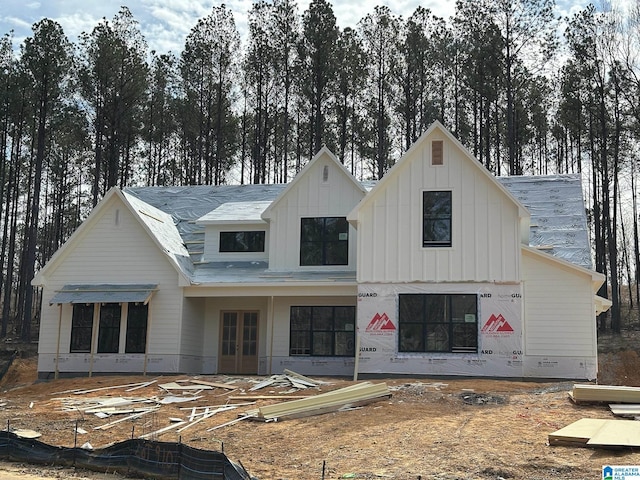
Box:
[196,201,271,263]
[262,147,367,271]
[262,146,367,221]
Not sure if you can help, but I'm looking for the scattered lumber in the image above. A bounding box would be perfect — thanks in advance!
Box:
[549,418,640,448]
[245,382,391,422]
[158,382,213,391]
[548,419,608,446]
[188,379,237,390]
[247,371,326,392]
[609,404,640,418]
[228,395,310,401]
[570,384,640,404]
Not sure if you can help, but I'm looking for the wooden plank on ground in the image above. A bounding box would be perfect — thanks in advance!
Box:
[572,384,640,404]
[189,379,237,390]
[283,369,329,385]
[254,382,390,421]
[548,418,609,446]
[587,420,640,447]
[609,404,640,417]
[139,421,186,439]
[158,382,213,391]
[228,395,310,401]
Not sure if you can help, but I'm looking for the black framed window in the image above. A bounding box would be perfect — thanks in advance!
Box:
[290,306,355,356]
[125,303,148,354]
[219,231,265,252]
[70,304,94,353]
[97,303,121,353]
[300,217,349,266]
[423,191,452,247]
[399,294,478,353]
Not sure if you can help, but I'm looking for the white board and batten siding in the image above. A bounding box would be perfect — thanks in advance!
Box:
[37,194,185,375]
[266,152,365,271]
[521,248,598,379]
[356,131,522,283]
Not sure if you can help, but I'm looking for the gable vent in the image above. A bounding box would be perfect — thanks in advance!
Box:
[432,140,444,166]
[323,165,329,182]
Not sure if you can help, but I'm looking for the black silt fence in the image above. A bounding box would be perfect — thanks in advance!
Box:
[0,431,254,480]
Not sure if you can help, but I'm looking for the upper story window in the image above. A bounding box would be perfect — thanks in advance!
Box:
[220,231,265,252]
[300,217,349,266]
[423,191,452,247]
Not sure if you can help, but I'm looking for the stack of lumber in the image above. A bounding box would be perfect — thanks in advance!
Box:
[549,418,640,448]
[245,382,391,421]
[570,384,640,404]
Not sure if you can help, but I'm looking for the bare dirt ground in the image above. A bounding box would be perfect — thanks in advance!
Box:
[0,337,639,480]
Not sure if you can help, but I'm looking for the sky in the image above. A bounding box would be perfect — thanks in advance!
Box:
[0,0,599,55]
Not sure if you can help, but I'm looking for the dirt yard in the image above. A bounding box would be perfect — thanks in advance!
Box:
[0,342,638,480]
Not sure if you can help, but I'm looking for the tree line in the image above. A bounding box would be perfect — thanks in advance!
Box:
[1,0,639,340]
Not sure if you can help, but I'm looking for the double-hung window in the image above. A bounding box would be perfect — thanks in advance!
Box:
[300,217,349,266]
[290,306,355,356]
[423,191,452,247]
[398,294,478,353]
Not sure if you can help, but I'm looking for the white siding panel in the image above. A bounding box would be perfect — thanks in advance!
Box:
[522,252,595,356]
[180,297,205,369]
[357,132,521,283]
[37,196,184,364]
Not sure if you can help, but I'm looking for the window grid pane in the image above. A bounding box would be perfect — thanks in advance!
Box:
[300,217,348,266]
[290,306,355,357]
[398,294,477,353]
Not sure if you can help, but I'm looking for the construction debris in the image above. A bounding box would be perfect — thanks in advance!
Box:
[549,418,640,448]
[245,382,391,421]
[569,383,640,404]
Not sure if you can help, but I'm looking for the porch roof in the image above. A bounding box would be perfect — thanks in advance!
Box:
[49,284,158,305]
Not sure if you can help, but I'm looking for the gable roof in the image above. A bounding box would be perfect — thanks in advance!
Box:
[499,174,592,270]
[122,191,193,282]
[126,184,285,263]
[32,188,192,286]
[347,121,529,222]
[196,201,271,225]
[262,146,368,220]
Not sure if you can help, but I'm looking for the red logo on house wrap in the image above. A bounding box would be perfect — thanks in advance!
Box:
[365,313,396,332]
[481,313,514,333]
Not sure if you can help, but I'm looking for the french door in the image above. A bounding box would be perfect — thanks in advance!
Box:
[219,311,258,374]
